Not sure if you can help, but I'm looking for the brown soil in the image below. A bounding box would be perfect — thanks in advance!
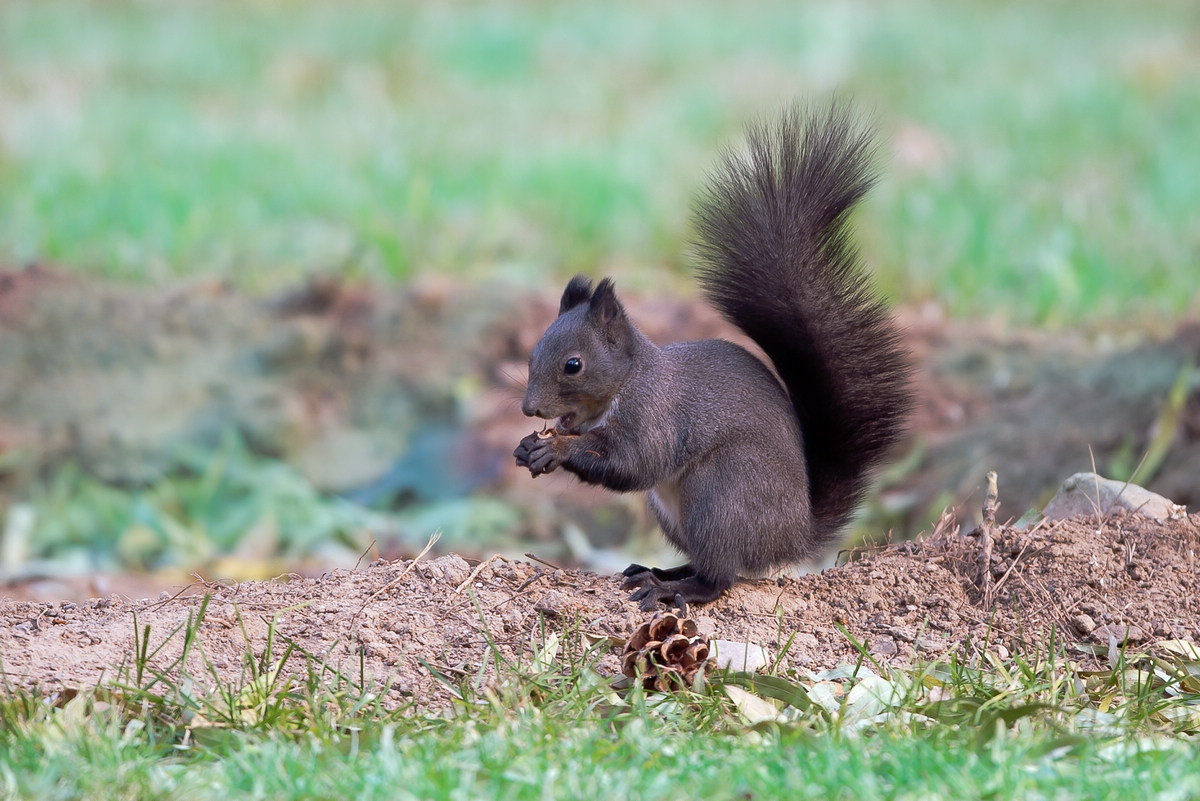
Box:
[2,266,1199,706]
[3,511,1198,708]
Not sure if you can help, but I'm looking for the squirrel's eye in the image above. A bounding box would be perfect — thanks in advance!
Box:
[563,357,582,375]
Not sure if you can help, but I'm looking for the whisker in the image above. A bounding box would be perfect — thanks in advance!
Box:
[499,365,528,390]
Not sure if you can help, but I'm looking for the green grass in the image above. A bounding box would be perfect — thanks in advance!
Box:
[8,710,1199,801]
[1,0,1197,323]
[26,436,374,573]
[15,431,521,578]
[3,608,1200,800]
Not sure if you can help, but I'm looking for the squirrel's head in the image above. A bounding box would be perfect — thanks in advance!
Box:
[522,275,639,434]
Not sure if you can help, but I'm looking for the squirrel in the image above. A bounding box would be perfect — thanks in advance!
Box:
[513,102,913,613]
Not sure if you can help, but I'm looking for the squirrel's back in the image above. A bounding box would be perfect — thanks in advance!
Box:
[692,102,912,540]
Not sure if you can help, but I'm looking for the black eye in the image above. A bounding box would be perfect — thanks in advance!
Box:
[563,357,582,375]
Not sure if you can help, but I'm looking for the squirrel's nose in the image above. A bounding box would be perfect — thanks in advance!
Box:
[521,396,540,418]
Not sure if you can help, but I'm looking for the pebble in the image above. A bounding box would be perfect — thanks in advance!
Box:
[533,589,572,618]
[1043,472,1185,522]
[1090,623,1146,645]
[711,640,770,672]
[871,637,898,658]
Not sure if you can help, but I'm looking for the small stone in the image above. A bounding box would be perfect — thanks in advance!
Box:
[1043,472,1185,522]
[712,640,770,672]
[871,637,898,658]
[915,636,941,653]
[1090,623,1147,645]
[425,554,471,585]
[1072,614,1096,635]
[995,644,1010,659]
[533,589,572,619]
[794,632,819,650]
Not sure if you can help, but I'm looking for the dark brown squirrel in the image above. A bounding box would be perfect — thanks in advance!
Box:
[514,103,913,613]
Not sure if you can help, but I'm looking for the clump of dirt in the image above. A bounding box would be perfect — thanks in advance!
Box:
[2,512,1197,708]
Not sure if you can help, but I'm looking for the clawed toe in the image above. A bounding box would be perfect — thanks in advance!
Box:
[620,563,723,614]
[639,594,662,612]
[630,587,688,614]
[623,572,728,615]
[621,572,661,592]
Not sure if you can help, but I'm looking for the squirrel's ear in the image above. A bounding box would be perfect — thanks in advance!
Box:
[587,278,629,344]
[559,275,593,315]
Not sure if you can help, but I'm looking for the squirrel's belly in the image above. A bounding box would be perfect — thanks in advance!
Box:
[648,479,688,551]
[649,481,680,525]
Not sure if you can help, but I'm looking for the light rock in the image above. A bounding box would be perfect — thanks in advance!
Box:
[1041,472,1185,522]
[533,589,573,619]
[1090,623,1146,645]
[711,640,770,672]
[422,554,472,584]
[870,637,898,658]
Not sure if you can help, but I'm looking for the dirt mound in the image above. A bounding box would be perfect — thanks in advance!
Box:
[2,512,1197,708]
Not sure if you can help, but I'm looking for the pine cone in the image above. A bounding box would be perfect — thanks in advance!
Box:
[621,611,712,692]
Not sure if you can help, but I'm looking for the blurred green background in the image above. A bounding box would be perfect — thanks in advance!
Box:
[3,0,1196,321]
[0,0,1197,588]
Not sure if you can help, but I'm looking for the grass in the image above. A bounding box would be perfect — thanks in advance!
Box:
[0,0,1196,324]
[3,605,1200,799]
[26,437,371,572]
[12,430,524,581]
[9,712,1198,801]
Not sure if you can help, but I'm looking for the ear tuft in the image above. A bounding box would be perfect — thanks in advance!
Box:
[559,275,593,315]
[588,278,627,338]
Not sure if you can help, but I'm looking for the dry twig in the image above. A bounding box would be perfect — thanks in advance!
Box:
[353,531,441,618]
[454,554,502,594]
[976,470,999,605]
[524,552,565,570]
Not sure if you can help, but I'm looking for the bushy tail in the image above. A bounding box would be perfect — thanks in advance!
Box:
[693,102,913,540]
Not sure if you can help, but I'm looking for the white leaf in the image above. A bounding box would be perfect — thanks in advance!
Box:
[724,685,785,725]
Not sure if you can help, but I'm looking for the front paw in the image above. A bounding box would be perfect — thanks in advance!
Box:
[513,431,562,477]
[513,432,540,468]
